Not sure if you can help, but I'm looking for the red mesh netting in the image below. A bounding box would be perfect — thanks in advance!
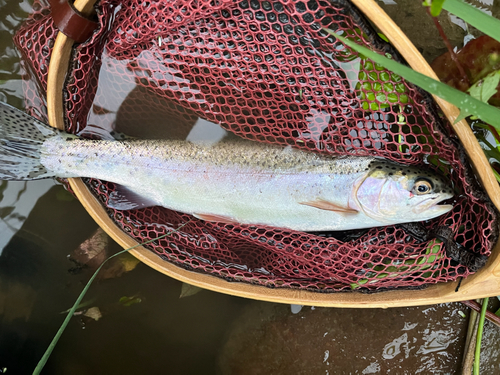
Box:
[13,0,498,292]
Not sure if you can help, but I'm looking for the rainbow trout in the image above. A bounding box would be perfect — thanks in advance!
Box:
[0,102,453,231]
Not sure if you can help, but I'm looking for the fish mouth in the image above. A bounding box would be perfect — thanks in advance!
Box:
[413,193,454,216]
[423,203,454,217]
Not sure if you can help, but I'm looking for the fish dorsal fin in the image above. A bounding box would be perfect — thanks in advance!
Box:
[193,213,238,224]
[107,185,158,210]
[299,198,358,214]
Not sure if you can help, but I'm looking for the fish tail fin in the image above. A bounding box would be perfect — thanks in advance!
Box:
[0,102,59,180]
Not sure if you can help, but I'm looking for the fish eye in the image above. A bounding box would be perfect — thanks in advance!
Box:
[414,178,433,195]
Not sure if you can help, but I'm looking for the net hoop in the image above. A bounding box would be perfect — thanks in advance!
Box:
[45,0,500,307]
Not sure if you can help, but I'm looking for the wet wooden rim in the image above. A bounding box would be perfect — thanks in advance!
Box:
[46,0,500,307]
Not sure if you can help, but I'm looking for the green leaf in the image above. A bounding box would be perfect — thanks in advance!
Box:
[430,0,446,17]
[491,167,500,183]
[468,70,500,104]
[442,0,500,44]
[378,33,389,43]
[454,109,473,124]
[325,29,500,130]
[119,295,142,307]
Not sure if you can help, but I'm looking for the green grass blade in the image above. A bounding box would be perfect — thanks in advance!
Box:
[443,0,500,43]
[33,221,190,375]
[473,297,489,375]
[325,30,500,130]
[494,169,500,185]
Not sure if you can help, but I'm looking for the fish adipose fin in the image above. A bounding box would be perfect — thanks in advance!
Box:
[107,185,158,210]
[0,102,59,180]
[299,198,358,214]
[193,213,238,224]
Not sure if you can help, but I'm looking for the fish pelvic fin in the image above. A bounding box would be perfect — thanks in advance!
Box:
[107,185,158,210]
[299,198,359,214]
[193,213,238,224]
[0,102,60,180]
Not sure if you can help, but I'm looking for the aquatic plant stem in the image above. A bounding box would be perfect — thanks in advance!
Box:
[461,299,500,327]
[473,297,489,375]
[32,221,190,375]
[462,308,479,375]
[426,7,469,87]
[465,307,479,349]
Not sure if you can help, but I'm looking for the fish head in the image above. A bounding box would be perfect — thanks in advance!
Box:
[353,161,454,225]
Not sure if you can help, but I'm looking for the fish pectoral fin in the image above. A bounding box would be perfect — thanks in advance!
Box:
[193,213,238,224]
[107,185,158,210]
[299,199,358,214]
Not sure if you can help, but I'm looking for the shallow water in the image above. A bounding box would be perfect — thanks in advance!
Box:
[218,302,470,374]
[1,0,500,373]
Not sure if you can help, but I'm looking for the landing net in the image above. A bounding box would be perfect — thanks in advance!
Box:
[13,0,498,291]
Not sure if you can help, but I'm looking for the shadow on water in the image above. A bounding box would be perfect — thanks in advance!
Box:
[0,186,250,374]
[1,0,500,373]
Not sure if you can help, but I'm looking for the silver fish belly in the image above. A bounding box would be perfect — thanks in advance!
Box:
[38,135,453,231]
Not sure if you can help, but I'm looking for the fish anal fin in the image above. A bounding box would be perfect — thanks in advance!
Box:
[299,198,358,214]
[107,185,158,210]
[193,213,238,224]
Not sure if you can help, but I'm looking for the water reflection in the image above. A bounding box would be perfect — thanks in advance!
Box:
[0,0,57,256]
[0,180,54,255]
[186,118,228,144]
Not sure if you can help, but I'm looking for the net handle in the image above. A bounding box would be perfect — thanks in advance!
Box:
[45,0,500,307]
